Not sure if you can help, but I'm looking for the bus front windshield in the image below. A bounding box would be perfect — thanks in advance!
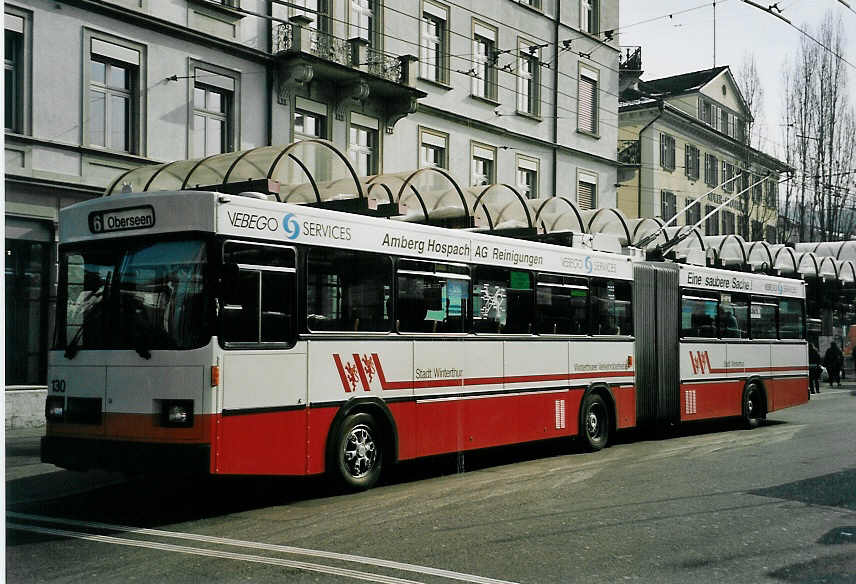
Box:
[56,238,210,355]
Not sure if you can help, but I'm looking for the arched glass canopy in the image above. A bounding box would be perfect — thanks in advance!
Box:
[664,226,706,264]
[367,168,470,225]
[796,240,856,262]
[530,197,586,234]
[703,235,747,267]
[771,245,798,275]
[627,217,667,251]
[467,184,533,230]
[818,256,839,280]
[746,241,774,272]
[837,260,856,284]
[796,252,821,279]
[105,140,363,203]
[584,208,631,246]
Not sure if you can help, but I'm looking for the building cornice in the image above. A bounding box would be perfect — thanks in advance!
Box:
[6,132,163,166]
[417,104,618,167]
[619,101,792,173]
[6,173,104,197]
[58,0,272,62]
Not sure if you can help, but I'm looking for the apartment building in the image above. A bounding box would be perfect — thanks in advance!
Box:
[617,64,788,241]
[4,0,619,388]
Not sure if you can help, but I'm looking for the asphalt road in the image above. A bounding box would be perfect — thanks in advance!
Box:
[6,387,856,584]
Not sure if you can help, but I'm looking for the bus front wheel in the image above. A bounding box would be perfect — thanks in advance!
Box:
[331,412,384,491]
[580,393,610,451]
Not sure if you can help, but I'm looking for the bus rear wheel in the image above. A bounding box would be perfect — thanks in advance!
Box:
[580,393,610,451]
[742,384,766,429]
[331,412,383,491]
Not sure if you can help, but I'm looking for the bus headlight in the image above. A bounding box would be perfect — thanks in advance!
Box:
[160,400,194,428]
[45,396,65,421]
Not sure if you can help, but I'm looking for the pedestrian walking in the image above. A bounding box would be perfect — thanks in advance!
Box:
[852,349,856,378]
[824,342,843,388]
[809,343,821,395]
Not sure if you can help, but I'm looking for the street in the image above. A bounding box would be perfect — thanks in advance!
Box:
[6,387,856,584]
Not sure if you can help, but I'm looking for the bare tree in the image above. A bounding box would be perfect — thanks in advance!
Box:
[735,52,778,241]
[737,52,766,150]
[779,12,856,242]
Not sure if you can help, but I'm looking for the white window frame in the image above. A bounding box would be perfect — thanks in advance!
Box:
[471,20,497,101]
[577,63,599,135]
[349,112,380,175]
[294,96,329,140]
[419,126,448,169]
[420,0,449,84]
[83,29,146,155]
[187,59,240,159]
[516,154,539,199]
[517,38,540,116]
[349,0,380,48]
[576,169,598,211]
[471,141,497,186]
[581,0,599,35]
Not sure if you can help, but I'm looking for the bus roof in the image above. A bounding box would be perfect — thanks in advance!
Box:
[679,263,806,299]
[59,190,636,281]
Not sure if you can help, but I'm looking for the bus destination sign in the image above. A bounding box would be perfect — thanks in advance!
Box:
[89,205,155,234]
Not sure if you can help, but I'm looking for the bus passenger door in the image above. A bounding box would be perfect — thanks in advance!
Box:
[216,241,306,475]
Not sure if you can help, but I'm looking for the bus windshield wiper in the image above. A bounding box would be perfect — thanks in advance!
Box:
[64,313,102,360]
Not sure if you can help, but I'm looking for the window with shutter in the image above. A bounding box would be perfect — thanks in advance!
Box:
[660,133,675,170]
[705,205,719,235]
[578,65,598,134]
[577,171,597,210]
[685,144,699,179]
[660,190,676,220]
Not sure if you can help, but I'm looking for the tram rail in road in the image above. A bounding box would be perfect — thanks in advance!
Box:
[7,512,519,584]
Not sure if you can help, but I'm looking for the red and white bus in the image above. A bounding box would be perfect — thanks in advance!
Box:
[42,190,808,489]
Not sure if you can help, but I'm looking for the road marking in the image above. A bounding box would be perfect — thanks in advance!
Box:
[8,512,519,584]
[7,523,424,584]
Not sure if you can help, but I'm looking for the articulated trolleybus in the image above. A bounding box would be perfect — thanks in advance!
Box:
[43,190,808,489]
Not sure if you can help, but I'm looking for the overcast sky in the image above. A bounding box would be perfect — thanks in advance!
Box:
[618,0,856,158]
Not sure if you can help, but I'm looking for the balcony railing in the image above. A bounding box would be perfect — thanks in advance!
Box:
[618,140,640,165]
[274,21,412,85]
[619,46,642,72]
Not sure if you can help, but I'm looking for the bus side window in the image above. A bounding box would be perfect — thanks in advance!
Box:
[536,274,588,335]
[779,297,805,339]
[681,293,718,338]
[396,260,469,333]
[472,267,533,334]
[590,279,631,336]
[307,248,392,332]
[750,296,778,339]
[719,293,749,338]
[220,242,297,346]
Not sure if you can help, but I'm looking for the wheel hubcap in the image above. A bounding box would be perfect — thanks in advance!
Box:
[587,406,602,438]
[343,424,376,478]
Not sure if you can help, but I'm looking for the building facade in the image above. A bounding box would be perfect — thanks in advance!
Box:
[5,0,619,388]
[617,65,788,242]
